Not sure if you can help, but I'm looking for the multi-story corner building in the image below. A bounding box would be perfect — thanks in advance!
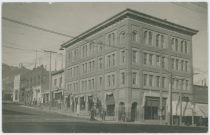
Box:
[60,9,198,123]
[20,65,49,105]
[51,69,65,106]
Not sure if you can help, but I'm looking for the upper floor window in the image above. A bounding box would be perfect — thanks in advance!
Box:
[99,57,103,69]
[120,31,126,44]
[144,53,147,64]
[144,31,148,44]
[132,72,137,85]
[121,50,126,64]
[162,77,166,88]
[132,50,138,64]
[131,31,138,42]
[149,31,153,45]
[184,41,188,54]
[149,75,153,87]
[161,35,165,48]
[156,76,160,88]
[59,77,62,88]
[175,39,178,52]
[144,74,147,86]
[156,55,160,66]
[156,34,160,47]
[121,72,126,85]
[54,79,57,86]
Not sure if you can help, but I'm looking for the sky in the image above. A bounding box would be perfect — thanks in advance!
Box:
[2,2,208,85]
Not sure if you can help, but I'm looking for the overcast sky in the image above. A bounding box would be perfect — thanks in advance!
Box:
[2,2,208,85]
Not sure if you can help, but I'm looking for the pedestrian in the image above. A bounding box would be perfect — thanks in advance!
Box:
[90,107,96,121]
[101,108,106,121]
[76,105,80,116]
[122,111,126,122]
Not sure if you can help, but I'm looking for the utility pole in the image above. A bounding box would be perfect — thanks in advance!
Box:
[43,50,57,109]
[35,49,37,68]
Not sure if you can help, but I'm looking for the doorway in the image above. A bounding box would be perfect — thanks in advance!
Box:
[131,102,137,121]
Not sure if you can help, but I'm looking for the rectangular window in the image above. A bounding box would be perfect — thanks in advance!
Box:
[108,75,111,87]
[149,54,153,65]
[59,77,62,88]
[99,76,103,87]
[161,56,165,68]
[176,79,179,90]
[185,41,188,54]
[162,77,166,88]
[185,61,188,72]
[89,61,91,72]
[149,75,153,87]
[132,50,137,63]
[132,72,137,85]
[108,55,111,68]
[54,79,57,86]
[92,60,95,71]
[112,53,115,66]
[112,74,115,87]
[144,53,147,64]
[92,79,95,89]
[176,59,179,70]
[99,57,103,69]
[88,80,91,90]
[161,35,165,48]
[144,74,147,86]
[156,76,160,88]
[156,55,160,66]
[121,50,126,64]
[121,72,125,85]
[181,60,184,71]
[186,80,189,90]
[171,58,174,69]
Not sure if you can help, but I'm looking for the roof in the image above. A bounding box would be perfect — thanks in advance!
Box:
[60,8,198,49]
[192,85,208,104]
[51,69,64,76]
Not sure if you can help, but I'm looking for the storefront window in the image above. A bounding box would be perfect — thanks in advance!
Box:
[144,96,166,120]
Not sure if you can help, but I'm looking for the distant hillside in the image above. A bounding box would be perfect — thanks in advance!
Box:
[2,63,30,78]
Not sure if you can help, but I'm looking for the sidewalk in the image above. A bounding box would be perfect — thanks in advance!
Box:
[21,104,168,125]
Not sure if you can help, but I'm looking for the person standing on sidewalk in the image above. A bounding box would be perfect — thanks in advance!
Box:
[76,104,80,116]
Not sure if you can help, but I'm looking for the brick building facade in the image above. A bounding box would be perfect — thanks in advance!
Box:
[60,9,198,123]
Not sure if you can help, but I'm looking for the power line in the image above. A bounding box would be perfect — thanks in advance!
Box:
[2,16,124,50]
[3,16,73,38]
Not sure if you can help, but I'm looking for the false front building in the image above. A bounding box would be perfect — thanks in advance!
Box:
[60,9,198,123]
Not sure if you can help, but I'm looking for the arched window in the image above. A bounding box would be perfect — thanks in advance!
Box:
[131,31,138,42]
[144,31,148,44]
[156,34,160,47]
[149,31,152,45]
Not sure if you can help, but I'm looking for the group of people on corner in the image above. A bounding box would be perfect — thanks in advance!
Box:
[89,106,107,121]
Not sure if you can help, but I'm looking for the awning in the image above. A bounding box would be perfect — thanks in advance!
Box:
[172,101,193,116]
[194,104,208,118]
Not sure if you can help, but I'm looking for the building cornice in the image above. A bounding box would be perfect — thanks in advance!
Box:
[60,8,198,49]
